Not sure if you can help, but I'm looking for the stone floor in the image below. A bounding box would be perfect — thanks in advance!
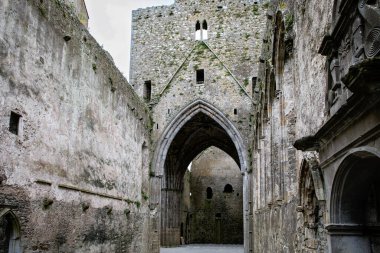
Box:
[160,244,244,253]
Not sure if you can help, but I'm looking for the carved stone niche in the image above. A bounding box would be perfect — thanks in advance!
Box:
[319,0,380,95]
[296,153,327,253]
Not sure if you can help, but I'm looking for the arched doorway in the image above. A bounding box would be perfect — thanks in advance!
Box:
[329,147,380,253]
[152,100,249,250]
[189,147,244,244]
[296,153,326,252]
[0,209,22,253]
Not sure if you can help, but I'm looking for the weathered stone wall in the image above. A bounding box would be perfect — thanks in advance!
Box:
[150,41,253,144]
[130,0,269,156]
[130,2,267,250]
[63,0,89,27]
[189,147,243,244]
[0,0,150,252]
[130,0,267,99]
[250,0,334,252]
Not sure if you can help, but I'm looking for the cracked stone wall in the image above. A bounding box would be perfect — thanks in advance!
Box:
[0,0,150,252]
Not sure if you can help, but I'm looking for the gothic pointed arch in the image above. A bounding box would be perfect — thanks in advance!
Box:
[152,99,249,247]
[195,20,201,40]
[202,20,208,30]
[195,20,201,31]
[0,209,22,253]
[152,99,248,177]
[296,153,326,252]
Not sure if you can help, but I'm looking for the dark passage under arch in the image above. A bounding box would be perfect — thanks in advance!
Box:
[159,108,244,247]
[329,150,380,253]
[0,210,21,253]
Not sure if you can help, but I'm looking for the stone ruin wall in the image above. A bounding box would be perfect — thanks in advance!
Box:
[2,0,374,252]
[188,147,243,244]
[130,0,267,99]
[0,0,150,252]
[130,0,268,160]
[250,0,334,252]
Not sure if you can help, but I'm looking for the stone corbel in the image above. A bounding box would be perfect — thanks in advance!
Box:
[293,136,320,151]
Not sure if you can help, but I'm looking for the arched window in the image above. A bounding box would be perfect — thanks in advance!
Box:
[195,20,201,31]
[195,21,201,40]
[296,155,326,252]
[206,187,213,199]
[202,20,208,40]
[202,20,208,30]
[223,184,233,193]
[0,210,21,253]
[195,20,208,41]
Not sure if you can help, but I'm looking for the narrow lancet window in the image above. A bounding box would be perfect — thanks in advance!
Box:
[202,20,208,40]
[143,80,152,102]
[9,112,22,136]
[195,21,201,40]
[195,20,208,41]
[196,69,205,84]
[206,187,213,199]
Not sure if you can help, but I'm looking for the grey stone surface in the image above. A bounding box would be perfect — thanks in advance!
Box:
[0,0,150,252]
[130,1,265,250]
[1,0,379,252]
[188,147,243,244]
[161,244,244,253]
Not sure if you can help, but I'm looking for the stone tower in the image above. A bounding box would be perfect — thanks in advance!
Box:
[130,0,267,252]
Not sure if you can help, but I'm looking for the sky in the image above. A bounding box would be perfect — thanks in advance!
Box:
[85,0,175,80]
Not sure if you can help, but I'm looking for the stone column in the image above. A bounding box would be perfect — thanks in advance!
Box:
[161,188,182,247]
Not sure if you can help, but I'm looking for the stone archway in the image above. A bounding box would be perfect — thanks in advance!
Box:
[0,209,22,253]
[296,152,326,252]
[152,99,249,251]
[328,147,380,253]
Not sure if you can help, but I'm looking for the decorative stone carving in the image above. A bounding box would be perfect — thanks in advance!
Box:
[329,59,341,105]
[352,16,365,62]
[293,136,319,151]
[358,0,380,58]
[319,0,380,108]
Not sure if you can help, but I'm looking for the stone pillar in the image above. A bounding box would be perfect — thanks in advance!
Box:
[243,172,250,253]
[149,176,161,253]
[161,188,182,247]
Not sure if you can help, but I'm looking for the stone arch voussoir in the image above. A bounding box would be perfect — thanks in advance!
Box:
[153,99,248,177]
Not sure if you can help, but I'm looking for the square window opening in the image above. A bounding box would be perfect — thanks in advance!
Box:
[9,111,22,135]
[196,69,205,84]
[143,81,152,102]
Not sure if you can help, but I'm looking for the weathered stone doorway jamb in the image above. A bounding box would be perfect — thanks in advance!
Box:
[151,99,250,253]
